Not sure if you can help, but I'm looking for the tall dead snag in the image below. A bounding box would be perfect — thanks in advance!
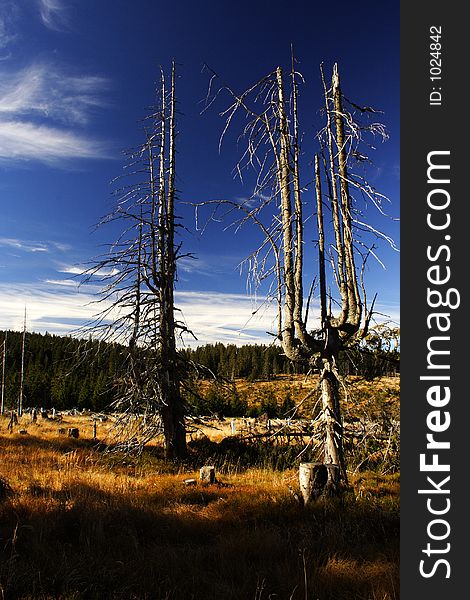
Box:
[83,61,189,460]
[153,62,187,460]
[201,60,392,487]
[1,332,6,415]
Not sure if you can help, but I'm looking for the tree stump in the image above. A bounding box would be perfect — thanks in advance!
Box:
[299,462,328,505]
[199,465,216,485]
[0,477,13,501]
[68,428,79,439]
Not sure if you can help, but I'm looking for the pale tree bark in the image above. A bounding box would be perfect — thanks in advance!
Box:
[201,60,392,488]
[159,62,187,460]
[332,64,362,331]
[276,66,297,359]
[83,60,188,461]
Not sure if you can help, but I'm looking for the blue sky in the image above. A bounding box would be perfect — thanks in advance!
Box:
[0,0,399,345]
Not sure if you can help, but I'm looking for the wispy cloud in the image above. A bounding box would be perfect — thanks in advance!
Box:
[58,265,120,277]
[0,59,111,163]
[0,120,109,163]
[0,2,112,165]
[1,1,69,55]
[0,19,15,52]
[42,278,79,287]
[0,281,400,345]
[0,280,282,343]
[177,254,239,278]
[0,237,49,253]
[0,281,100,334]
[175,290,282,346]
[0,237,74,256]
[38,0,69,31]
[0,62,109,126]
[0,3,18,51]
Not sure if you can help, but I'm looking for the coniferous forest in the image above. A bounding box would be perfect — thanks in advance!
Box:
[0,329,399,414]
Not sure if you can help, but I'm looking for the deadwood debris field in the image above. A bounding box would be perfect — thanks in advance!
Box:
[0,375,399,600]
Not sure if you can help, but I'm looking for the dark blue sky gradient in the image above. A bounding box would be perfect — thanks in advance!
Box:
[0,0,399,339]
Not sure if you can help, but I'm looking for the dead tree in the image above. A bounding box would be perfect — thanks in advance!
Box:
[199,59,393,485]
[83,61,191,461]
[18,308,26,417]
[1,332,6,415]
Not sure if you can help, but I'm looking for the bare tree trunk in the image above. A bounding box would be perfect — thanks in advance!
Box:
[1,333,6,415]
[332,64,361,330]
[319,346,347,484]
[87,61,188,461]
[201,60,390,490]
[159,61,186,460]
[291,57,305,342]
[315,155,327,328]
[276,67,297,360]
[18,308,26,417]
[320,64,348,328]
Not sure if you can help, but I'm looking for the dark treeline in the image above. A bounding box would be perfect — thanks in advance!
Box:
[0,331,123,413]
[0,330,399,413]
[182,343,295,380]
[182,341,400,381]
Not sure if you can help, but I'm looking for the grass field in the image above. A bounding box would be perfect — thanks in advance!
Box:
[0,377,399,600]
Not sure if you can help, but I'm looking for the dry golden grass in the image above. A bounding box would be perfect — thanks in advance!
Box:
[0,411,399,600]
[196,374,399,421]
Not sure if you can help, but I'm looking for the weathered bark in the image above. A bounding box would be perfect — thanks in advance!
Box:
[276,67,296,360]
[199,465,216,485]
[91,61,188,461]
[332,64,362,331]
[1,333,6,415]
[315,155,327,328]
[319,347,347,484]
[204,61,387,490]
[161,385,187,460]
[291,58,305,342]
[18,309,26,417]
[299,462,328,505]
[277,66,318,360]
[158,61,186,461]
[320,64,348,328]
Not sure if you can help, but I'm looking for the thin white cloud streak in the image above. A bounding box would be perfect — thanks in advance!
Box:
[176,291,284,346]
[58,266,87,275]
[0,280,400,346]
[0,120,109,163]
[0,282,101,334]
[42,279,79,287]
[38,0,69,31]
[58,265,120,277]
[0,283,284,343]
[0,3,18,51]
[0,237,49,252]
[0,19,15,51]
[1,1,69,47]
[0,60,111,163]
[0,62,109,126]
[0,237,73,254]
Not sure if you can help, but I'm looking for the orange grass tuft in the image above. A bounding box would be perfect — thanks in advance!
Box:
[0,411,399,599]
